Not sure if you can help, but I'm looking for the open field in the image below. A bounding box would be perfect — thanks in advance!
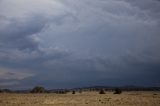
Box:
[0,91,160,106]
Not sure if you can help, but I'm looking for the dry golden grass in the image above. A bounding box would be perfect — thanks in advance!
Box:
[0,91,160,106]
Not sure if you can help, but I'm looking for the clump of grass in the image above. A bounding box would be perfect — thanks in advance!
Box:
[153,93,158,95]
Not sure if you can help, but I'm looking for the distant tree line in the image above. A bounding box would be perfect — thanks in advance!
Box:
[0,89,12,93]
[1,86,160,94]
[0,87,122,95]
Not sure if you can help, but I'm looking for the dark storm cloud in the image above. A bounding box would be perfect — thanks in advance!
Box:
[0,4,71,88]
[0,0,160,88]
[125,0,160,24]
[0,15,46,50]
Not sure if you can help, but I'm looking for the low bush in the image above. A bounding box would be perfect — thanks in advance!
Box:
[30,86,46,93]
[72,90,76,94]
[99,89,105,94]
[114,88,122,94]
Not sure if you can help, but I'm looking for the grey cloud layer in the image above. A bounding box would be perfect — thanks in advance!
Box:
[0,0,160,88]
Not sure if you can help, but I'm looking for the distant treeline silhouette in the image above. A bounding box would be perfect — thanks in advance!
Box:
[0,86,160,94]
[0,89,12,93]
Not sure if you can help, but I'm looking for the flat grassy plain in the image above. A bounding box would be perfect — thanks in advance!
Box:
[0,91,160,106]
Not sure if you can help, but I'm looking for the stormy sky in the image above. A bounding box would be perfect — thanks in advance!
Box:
[0,0,160,89]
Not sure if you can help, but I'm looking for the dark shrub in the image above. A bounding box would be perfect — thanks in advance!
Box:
[72,90,76,94]
[114,88,122,94]
[30,86,46,93]
[0,89,2,93]
[99,89,105,94]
